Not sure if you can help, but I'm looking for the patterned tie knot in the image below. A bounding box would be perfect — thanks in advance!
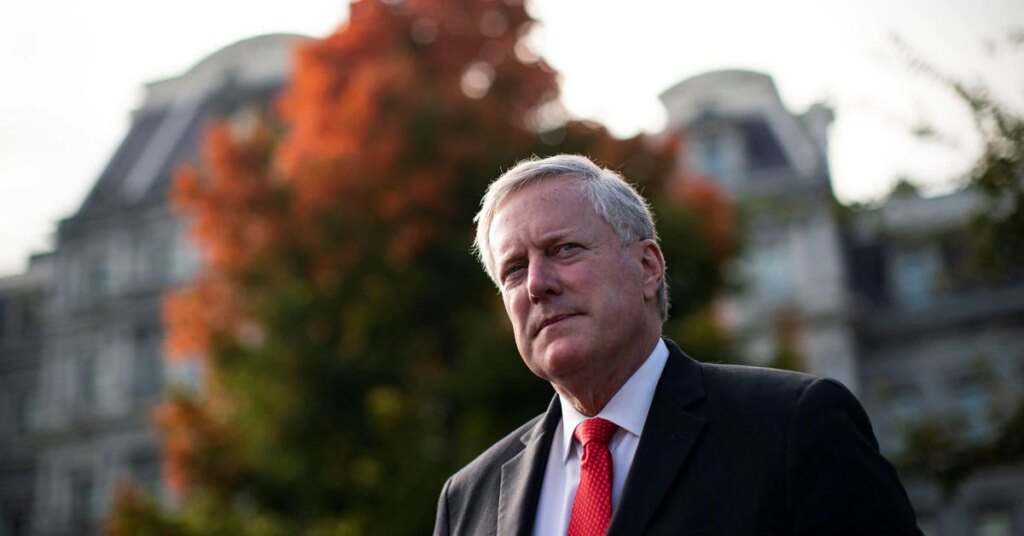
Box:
[574,417,618,447]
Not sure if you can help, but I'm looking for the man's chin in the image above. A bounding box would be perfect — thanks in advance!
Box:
[530,341,590,381]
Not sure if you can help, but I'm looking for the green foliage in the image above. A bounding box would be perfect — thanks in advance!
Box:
[899,401,1024,498]
[899,31,1024,276]
[884,32,1024,497]
[957,76,1024,275]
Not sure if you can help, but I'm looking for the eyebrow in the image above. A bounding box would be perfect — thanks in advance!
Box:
[493,243,523,274]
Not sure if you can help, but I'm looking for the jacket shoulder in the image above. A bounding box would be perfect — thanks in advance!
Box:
[436,413,548,535]
[698,361,819,406]
[691,361,869,445]
[447,412,544,494]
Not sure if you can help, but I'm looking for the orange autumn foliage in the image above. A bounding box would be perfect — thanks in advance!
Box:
[153,390,239,493]
[143,3,733,529]
[157,0,563,502]
[160,119,292,493]
[163,120,283,360]
[278,0,553,183]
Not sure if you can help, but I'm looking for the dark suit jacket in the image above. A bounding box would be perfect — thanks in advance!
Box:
[434,340,921,535]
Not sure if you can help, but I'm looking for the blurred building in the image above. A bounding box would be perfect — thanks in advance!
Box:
[849,187,1024,535]
[23,34,303,535]
[661,70,1024,536]
[0,254,50,536]
[662,70,858,391]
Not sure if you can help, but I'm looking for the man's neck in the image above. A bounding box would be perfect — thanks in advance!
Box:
[553,333,661,417]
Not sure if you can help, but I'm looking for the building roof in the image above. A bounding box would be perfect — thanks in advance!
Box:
[70,34,308,220]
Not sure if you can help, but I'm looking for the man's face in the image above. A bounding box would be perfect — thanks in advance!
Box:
[488,177,661,388]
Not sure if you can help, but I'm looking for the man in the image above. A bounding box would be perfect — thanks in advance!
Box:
[434,154,921,535]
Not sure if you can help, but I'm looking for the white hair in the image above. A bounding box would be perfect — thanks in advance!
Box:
[473,154,668,320]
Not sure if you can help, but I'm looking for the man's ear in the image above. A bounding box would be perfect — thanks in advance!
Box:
[637,239,666,301]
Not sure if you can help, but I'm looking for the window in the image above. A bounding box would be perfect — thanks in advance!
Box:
[70,469,95,523]
[14,391,35,434]
[952,377,992,441]
[876,383,922,453]
[0,295,41,343]
[77,355,97,410]
[60,251,81,307]
[0,294,35,344]
[702,137,724,179]
[890,385,922,423]
[132,326,164,398]
[696,133,742,192]
[752,238,794,302]
[85,254,109,303]
[889,384,922,439]
[128,449,162,496]
[975,508,1013,536]
[891,247,941,309]
[136,227,173,288]
[19,295,39,336]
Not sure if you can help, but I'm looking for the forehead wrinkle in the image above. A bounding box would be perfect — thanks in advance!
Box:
[488,179,595,270]
[503,218,580,250]
[535,225,577,245]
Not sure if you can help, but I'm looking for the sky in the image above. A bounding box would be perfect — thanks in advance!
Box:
[1,0,1021,277]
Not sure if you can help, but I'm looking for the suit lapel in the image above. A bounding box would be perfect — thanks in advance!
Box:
[607,341,707,536]
[497,396,561,536]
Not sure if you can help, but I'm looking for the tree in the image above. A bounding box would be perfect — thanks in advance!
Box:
[109,1,734,534]
[898,31,1024,274]
[890,30,1024,497]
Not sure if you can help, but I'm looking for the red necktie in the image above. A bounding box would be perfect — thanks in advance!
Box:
[568,417,618,536]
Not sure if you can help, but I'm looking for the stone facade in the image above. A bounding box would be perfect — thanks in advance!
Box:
[23,34,303,535]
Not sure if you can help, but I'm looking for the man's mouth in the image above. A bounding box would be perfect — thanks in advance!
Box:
[537,313,579,333]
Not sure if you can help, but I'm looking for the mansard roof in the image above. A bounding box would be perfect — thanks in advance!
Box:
[660,69,832,185]
[71,34,307,220]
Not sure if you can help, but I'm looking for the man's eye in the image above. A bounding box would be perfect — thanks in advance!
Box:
[557,243,580,253]
[502,265,524,282]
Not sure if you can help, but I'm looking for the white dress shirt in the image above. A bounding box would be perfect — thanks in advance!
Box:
[532,339,670,536]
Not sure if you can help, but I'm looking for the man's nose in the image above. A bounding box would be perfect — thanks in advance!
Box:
[526,258,561,303]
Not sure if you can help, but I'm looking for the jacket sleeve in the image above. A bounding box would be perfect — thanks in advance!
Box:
[785,378,923,535]
[433,476,452,536]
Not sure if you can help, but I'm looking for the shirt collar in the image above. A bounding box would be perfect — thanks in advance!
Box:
[558,338,669,462]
